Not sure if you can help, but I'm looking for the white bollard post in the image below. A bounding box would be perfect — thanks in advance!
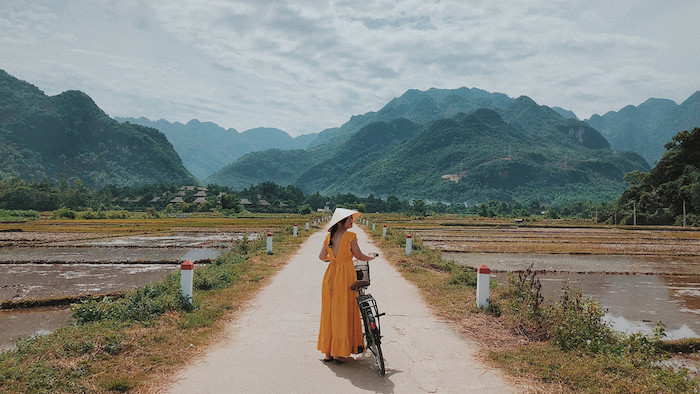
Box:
[372,221,376,231]
[382,224,387,238]
[180,260,194,304]
[306,221,310,231]
[266,232,273,254]
[406,234,412,256]
[293,224,298,237]
[476,264,490,309]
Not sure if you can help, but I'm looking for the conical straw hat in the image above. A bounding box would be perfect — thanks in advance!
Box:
[327,208,362,231]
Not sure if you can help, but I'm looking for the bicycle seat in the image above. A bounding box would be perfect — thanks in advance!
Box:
[350,280,370,290]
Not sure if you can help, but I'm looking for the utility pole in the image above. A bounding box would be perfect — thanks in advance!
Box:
[633,202,637,226]
[595,206,598,224]
[683,200,687,227]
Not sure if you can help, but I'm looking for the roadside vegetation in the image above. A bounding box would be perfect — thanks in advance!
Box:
[365,221,699,393]
[0,221,312,392]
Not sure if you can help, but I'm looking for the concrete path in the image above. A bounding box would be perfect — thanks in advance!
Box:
[168,226,515,393]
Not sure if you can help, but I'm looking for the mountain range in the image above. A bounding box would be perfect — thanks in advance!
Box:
[115,117,317,179]
[3,67,696,205]
[586,91,700,165]
[0,70,196,189]
[208,89,650,204]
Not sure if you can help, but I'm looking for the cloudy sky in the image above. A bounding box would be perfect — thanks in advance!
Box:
[1,1,698,136]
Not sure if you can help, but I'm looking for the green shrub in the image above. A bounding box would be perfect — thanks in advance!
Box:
[551,288,616,353]
[51,207,77,219]
[0,209,39,220]
[106,210,131,219]
[448,264,477,286]
[71,297,125,323]
[79,208,105,219]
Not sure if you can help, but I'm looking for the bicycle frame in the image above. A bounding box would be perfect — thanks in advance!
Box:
[353,258,385,375]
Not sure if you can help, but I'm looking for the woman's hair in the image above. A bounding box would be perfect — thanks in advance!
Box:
[328,217,349,248]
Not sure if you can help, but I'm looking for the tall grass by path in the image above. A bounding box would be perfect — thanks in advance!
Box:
[362,218,699,393]
[0,221,314,392]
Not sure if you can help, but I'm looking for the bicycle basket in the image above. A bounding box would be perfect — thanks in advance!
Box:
[354,259,370,282]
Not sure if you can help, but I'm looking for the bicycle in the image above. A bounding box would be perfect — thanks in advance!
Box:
[350,256,386,375]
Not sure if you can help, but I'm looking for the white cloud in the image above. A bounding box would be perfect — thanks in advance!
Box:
[0,0,698,135]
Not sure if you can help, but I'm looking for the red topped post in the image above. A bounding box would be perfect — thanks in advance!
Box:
[180,260,194,304]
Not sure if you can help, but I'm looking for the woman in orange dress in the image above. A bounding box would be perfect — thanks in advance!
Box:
[318,208,377,363]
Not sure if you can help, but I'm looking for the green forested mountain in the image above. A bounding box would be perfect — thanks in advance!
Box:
[206,148,316,189]
[211,88,650,204]
[586,91,700,165]
[617,127,700,225]
[296,118,422,193]
[322,107,647,204]
[0,70,196,188]
[307,87,513,154]
[116,117,318,180]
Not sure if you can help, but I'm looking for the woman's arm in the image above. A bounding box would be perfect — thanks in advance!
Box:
[350,239,377,261]
[319,243,329,262]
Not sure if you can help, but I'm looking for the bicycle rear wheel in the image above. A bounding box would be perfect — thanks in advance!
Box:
[368,330,385,375]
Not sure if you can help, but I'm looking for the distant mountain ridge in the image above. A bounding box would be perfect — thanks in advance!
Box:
[586,91,700,165]
[307,87,514,154]
[210,87,649,204]
[0,70,196,188]
[116,117,318,179]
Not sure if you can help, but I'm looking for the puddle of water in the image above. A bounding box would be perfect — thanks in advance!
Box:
[0,264,179,302]
[491,271,700,340]
[0,307,73,351]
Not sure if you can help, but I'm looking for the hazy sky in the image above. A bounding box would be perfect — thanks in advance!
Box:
[1,1,698,136]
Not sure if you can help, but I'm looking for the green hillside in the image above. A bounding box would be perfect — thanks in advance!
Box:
[206,149,316,189]
[586,92,700,165]
[322,108,648,204]
[617,127,700,225]
[210,87,649,204]
[0,70,196,188]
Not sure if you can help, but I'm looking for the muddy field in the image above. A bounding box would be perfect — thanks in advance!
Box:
[408,224,700,340]
[0,230,256,302]
[0,217,300,351]
[419,226,700,264]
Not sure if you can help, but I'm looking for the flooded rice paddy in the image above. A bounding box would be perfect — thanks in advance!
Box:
[0,230,255,350]
[435,225,700,340]
[443,251,700,339]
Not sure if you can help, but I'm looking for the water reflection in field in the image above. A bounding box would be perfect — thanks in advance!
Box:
[489,271,700,339]
[0,307,73,351]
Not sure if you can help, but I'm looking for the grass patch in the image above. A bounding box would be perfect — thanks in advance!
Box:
[0,220,312,392]
[0,209,38,222]
[366,219,699,393]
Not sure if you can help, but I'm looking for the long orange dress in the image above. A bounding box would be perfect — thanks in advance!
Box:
[317,231,364,357]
